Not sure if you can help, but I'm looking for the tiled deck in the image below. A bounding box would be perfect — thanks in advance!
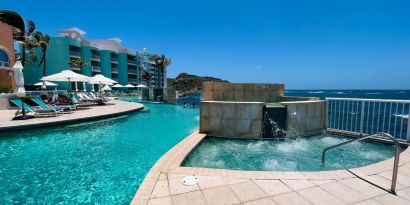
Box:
[132,132,410,205]
[0,100,144,132]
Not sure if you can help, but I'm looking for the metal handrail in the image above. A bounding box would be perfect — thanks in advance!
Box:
[321,133,401,193]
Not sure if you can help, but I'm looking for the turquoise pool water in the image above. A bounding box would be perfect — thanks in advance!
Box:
[0,98,199,204]
[182,133,401,171]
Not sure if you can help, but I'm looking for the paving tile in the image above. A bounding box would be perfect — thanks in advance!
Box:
[272,191,311,205]
[168,177,199,195]
[230,181,268,202]
[396,187,410,201]
[151,180,170,198]
[352,199,383,205]
[168,173,188,179]
[158,172,167,180]
[202,185,240,205]
[224,177,250,185]
[298,187,346,205]
[378,171,410,186]
[148,196,172,205]
[197,175,226,189]
[309,179,336,186]
[253,180,293,196]
[171,190,207,205]
[243,197,277,205]
[373,193,410,205]
[339,177,387,198]
[319,181,368,204]
[282,179,315,190]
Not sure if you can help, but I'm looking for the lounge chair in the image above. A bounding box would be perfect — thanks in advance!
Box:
[77,93,104,104]
[10,99,59,117]
[31,98,75,113]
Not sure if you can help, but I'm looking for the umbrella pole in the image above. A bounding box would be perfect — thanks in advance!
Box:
[68,79,72,105]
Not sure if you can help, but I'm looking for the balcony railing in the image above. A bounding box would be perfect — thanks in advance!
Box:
[128,79,138,84]
[0,61,10,68]
[128,69,137,74]
[70,64,81,71]
[110,58,118,63]
[111,68,118,73]
[326,98,410,142]
[91,54,100,61]
[92,66,101,72]
[128,59,137,65]
[69,51,81,57]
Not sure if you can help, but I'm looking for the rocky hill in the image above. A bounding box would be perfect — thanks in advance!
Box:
[168,72,229,93]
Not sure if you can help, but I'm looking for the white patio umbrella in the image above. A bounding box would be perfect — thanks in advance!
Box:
[41,70,90,97]
[34,81,58,90]
[136,84,147,88]
[34,81,58,86]
[89,74,117,85]
[90,74,117,96]
[13,61,26,96]
[125,84,136,88]
[112,84,125,88]
[102,84,111,91]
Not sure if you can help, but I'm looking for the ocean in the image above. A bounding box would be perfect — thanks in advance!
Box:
[285,90,410,100]
[177,90,410,105]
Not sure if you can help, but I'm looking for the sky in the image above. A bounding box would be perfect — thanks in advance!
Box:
[2,0,410,89]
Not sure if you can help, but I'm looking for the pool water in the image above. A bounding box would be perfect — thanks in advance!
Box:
[0,98,199,204]
[182,133,401,171]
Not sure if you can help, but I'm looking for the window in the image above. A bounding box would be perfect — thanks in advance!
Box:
[0,48,10,68]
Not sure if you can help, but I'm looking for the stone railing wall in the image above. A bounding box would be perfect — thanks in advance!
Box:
[203,82,284,102]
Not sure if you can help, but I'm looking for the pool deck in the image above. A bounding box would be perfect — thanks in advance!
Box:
[132,132,410,205]
[0,100,144,132]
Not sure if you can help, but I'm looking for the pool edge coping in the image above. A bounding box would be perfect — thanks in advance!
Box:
[131,131,410,205]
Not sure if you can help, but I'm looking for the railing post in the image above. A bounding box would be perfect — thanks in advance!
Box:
[407,105,410,142]
[326,99,329,129]
[360,101,365,134]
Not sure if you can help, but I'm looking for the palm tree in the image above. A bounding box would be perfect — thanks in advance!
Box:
[68,57,88,70]
[150,54,172,75]
[30,31,51,76]
[141,70,154,88]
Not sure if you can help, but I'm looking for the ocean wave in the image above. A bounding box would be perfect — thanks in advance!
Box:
[308,91,324,94]
[366,93,381,95]
[334,92,344,94]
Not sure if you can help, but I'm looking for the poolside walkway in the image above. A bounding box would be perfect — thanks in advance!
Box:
[132,132,410,205]
[0,100,144,132]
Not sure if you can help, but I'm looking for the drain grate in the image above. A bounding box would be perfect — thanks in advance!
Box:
[182,176,199,186]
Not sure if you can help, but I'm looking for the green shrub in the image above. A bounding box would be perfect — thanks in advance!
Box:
[0,83,12,93]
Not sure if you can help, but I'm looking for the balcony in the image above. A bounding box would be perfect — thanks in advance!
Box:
[70,64,81,71]
[111,68,118,73]
[112,77,118,82]
[92,66,101,72]
[91,54,100,61]
[110,57,118,63]
[128,69,137,75]
[128,79,138,84]
[69,50,81,57]
[127,59,137,65]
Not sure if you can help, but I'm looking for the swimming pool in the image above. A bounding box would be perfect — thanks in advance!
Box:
[0,98,199,204]
[182,133,402,171]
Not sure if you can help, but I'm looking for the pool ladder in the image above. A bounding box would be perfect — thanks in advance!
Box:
[321,133,401,193]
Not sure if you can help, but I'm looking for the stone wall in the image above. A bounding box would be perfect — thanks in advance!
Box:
[281,100,326,136]
[203,82,284,102]
[280,96,320,102]
[165,86,176,104]
[200,101,265,138]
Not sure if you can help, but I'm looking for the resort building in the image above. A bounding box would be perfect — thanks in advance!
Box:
[23,27,166,92]
[0,20,16,91]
